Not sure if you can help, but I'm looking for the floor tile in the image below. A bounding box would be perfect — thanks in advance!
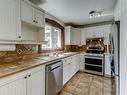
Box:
[58,72,115,95]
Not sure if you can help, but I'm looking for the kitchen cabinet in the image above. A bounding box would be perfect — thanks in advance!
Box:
[0,0,21,41]
[73,54,80,74]
[103,25,112,45]
[0,72,27,95]
[62,54,80,85]
[79,54,85,71]
[21,0,45,28]
[0,65,45,95]
[65,26,81,45]
[35,10,45,28]
[27,65,45,95]
[81,28,86,45]
[104,54,111,76]
[62,56,73,85]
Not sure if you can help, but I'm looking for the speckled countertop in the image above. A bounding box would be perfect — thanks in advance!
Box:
[0,52,79,78]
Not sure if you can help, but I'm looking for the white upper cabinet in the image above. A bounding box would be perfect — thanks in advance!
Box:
[0,0,21,41]
[81,28,86,45]
[72,28,81,45]
[34,9,45,28]
[65,26,81,45]
[86,26,104,38]
[21,0,45,28]
[21,1,34,24]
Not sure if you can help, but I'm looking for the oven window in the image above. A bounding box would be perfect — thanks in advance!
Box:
[85,65,102,72]
[85,58,103,66]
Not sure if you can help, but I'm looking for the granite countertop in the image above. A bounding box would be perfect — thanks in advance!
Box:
[0,52,79,78]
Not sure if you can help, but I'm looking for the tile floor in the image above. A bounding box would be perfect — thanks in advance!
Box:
[58,72,115,95]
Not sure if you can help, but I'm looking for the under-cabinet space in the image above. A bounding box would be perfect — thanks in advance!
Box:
[21,23,45,44]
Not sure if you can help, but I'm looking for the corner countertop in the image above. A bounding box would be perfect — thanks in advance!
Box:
[0,52,79,78]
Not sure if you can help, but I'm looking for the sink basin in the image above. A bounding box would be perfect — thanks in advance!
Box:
[36,56,58,61]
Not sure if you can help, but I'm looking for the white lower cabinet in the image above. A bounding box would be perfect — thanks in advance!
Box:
[27,65,45,95]
[0,72,27,95]
[0,65,45,95]
[62,57,73,85]
[73,55,80,74]
[62,54,80,85]
[79,54,85,70]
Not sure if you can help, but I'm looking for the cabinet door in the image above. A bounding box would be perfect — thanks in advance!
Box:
[63,57,73,85]
[105,54,111,76]
[27,66,45,95]
[0,72,27,95]
[63,59,69,85]
[79,54,85,70]
[65,26,71,45]
[73,55,80,74]
[0,0,21,41]
[21,1,34,24]
[35,9,45,28]
[81,28,86,45]
[72,28,81,45]
[86,27,94,38]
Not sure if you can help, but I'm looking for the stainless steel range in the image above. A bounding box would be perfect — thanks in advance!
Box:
[84,38,105,76]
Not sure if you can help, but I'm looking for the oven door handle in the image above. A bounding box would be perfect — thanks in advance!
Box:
[84,56,104,59]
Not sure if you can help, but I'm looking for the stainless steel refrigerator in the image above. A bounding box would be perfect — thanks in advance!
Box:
[110,21,120,95]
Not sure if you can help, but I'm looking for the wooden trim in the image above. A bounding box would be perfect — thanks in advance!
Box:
[38,18,65,53]
[45,18,64,30]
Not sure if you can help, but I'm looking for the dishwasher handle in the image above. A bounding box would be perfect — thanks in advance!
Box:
[50,65,61,71]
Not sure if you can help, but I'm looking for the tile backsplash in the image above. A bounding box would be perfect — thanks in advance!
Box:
[0,44,38,64]
[65,45,86,52]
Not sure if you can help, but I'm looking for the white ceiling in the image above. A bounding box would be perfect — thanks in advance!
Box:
[39,0,116,25]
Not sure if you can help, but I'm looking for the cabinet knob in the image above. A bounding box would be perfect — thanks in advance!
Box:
[18,36,21,38]
[28,75,31,77]
[24,76,27,79]
[33,20,36,23]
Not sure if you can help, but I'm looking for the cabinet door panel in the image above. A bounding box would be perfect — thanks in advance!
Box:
[27,66,45,95]
[81,28,86,45]
[35,9,45,28]
[0,73,27,95]
[0,0,21,40]
[21,1,34,24]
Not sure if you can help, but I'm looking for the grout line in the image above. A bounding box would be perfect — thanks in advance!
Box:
[86,76,94,95]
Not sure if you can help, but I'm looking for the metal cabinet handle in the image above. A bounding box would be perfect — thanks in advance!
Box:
[33,20,36,23]
[24,76,27,79]
[18,36,21,38]
[28,75,31,77]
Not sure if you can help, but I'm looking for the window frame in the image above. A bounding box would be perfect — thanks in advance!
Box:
[38,18,65,53]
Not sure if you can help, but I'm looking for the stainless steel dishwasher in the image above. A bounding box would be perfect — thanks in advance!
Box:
[46,60,63,95]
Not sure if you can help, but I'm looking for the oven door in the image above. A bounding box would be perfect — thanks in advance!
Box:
[84,55,104,75]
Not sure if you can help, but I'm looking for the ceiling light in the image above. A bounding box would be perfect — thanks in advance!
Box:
[89,10,102,18]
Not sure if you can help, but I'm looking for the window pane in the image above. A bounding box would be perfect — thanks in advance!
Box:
[42,24,62,49]
[53,28,61,48]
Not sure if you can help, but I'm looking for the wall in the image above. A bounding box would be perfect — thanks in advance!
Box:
[114,0,121,21]
[0,44,38,64]
[120,0,127,94]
